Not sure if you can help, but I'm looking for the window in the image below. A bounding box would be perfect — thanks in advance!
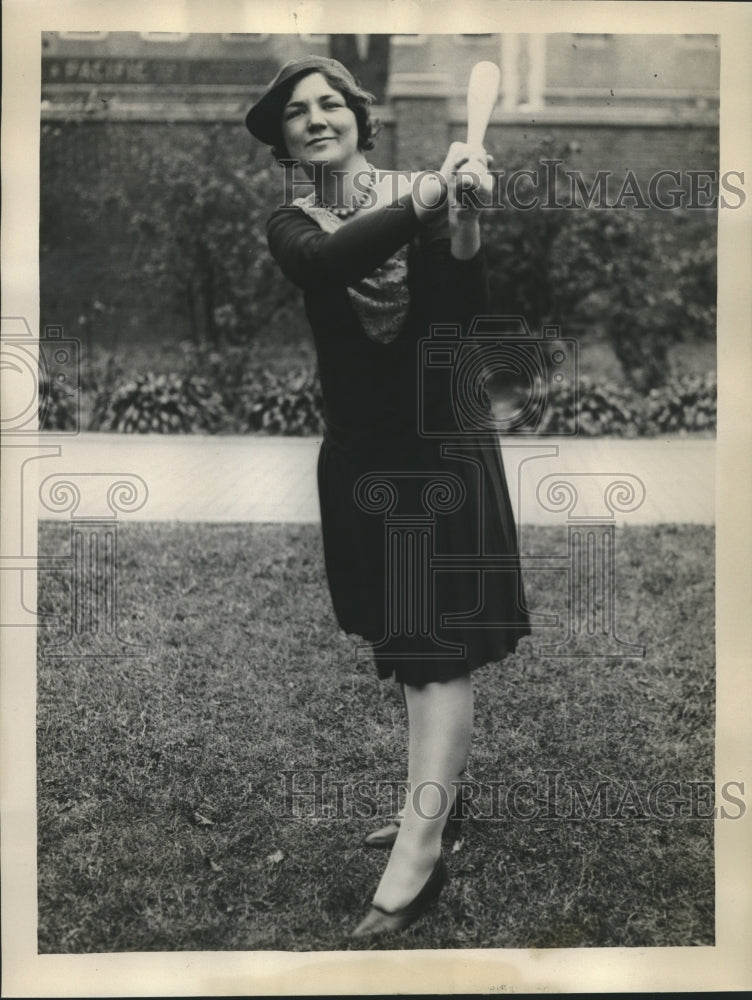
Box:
[139,33,189,43]
[221,33,269,43]
[676,35,718,49]
[58,31,109,40]
[571,34,612,47]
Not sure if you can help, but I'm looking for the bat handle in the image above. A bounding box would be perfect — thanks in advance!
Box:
[466,121,487,151]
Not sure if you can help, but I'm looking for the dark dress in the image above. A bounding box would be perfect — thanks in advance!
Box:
[267,188,531,685]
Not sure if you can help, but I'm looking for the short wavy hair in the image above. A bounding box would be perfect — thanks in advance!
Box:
[270,67,380,163]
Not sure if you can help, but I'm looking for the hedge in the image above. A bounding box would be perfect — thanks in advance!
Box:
[41,360,715,437]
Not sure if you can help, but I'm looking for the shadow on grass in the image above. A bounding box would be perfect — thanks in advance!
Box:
[37,522,715,952]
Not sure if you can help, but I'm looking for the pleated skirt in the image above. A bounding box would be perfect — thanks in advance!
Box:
[317,426,531,686]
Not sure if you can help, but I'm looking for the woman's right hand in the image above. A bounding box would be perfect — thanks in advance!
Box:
[410,142,493,221]
[441,141,494,202]
[442,142,493,258]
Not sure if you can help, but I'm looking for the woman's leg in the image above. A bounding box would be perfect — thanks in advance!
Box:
[371,674,473,912]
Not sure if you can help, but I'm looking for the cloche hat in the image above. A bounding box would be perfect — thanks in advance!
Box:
[244,55,360,144]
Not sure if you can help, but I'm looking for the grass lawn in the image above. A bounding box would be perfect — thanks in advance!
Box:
[37,521,715,952]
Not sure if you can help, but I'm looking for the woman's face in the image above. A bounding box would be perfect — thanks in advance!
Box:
[280,72,360,169]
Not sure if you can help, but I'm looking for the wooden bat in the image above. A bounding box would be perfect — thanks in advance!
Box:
[458,61,500,192]
[466,60,501,150]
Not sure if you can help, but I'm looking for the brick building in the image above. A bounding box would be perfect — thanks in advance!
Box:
[42,31,719,173]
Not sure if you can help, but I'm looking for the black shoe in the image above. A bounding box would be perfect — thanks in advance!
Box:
[350,856,449,938]
[362,816,402,849]
[363,812,464,849]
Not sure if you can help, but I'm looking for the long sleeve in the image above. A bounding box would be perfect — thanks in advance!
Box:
[266,192,419,289]
[413,213,489,328]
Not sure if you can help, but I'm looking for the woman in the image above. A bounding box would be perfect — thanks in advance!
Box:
[245,55,530,939]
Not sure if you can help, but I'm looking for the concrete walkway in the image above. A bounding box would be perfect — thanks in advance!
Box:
[35,433,715,525]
